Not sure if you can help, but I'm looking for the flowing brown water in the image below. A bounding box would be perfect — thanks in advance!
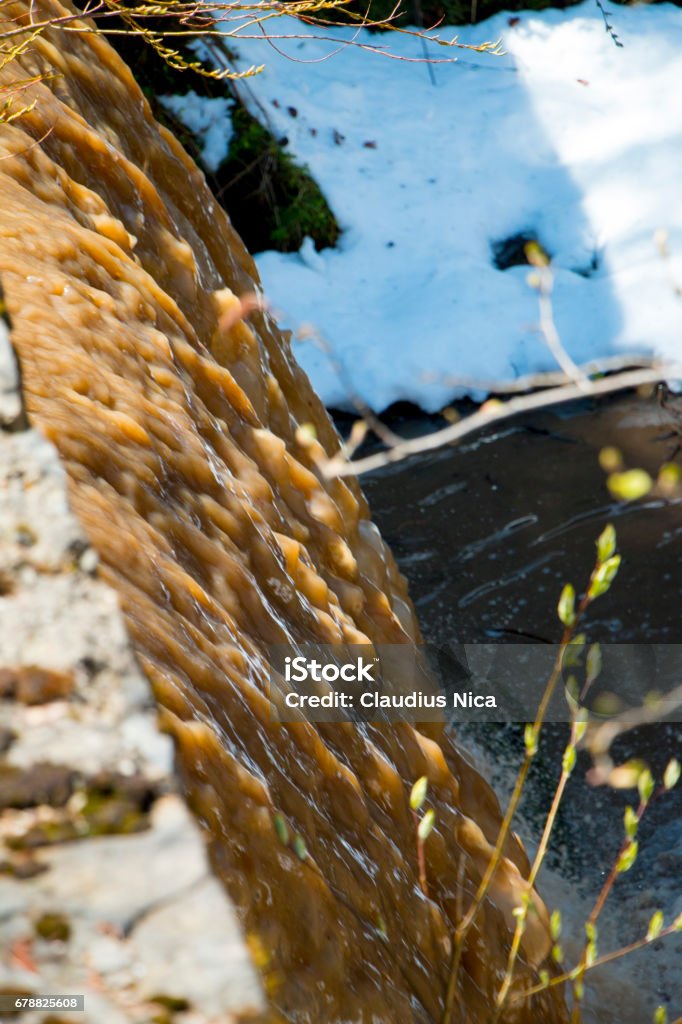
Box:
[0,5,567,1020]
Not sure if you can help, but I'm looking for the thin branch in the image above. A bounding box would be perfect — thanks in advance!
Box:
[323,364,682,478]
[533,264,589,389]
[518,921,681,1001]
[442,636,572,1023]
[296,324,404,448]
[437,353,660,394]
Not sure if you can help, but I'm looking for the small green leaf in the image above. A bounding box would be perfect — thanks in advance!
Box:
[525,240,550,267]
[551,943,563,963]
[673,912,682,932]
[663,758,681,791]
[616,839,638,874]
[574,977,585,1001]
[657,462,681,495]
[273,813,290,846]
[539,969,550,988]
[573,714,588,744]
[563,633,586,668]
[524,723,538,758]
[564,673,579,714]
[292,834,308,861]
[410,776,428,812]
[638,767,655,805]
[653,1005,668,1024]
[562,745,576,776]
[596,524,616,563]
[608,469,653,502]
[417,808,436,842]
[646,910,664,941]
[588,555,621,600]
[624,805,638,839]
[586,643,602,686]
[558,583,576,626]
[550,909,562,941]
[599,446,623,473]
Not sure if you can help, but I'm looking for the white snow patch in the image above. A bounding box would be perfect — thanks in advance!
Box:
[212,2,682,411]
[160,91,233,172]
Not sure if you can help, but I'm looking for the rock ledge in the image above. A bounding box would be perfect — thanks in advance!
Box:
[0,308,265,1024]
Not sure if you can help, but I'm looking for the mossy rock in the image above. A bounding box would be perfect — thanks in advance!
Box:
[78,770,159,837]
[5,769,160,848]
[217,104,339,253]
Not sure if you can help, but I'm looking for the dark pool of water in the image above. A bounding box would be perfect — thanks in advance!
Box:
[343,391,682,1021]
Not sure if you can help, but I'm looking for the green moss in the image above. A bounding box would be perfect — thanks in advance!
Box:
[8,818,79,849]
[77,772,157,837]
[35,912,71,942]
[150,995,191,1012]
[6,771,158,849]
[219,104,339,254]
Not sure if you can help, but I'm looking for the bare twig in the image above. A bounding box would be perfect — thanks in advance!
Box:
[532,264,589,389]
[437,353,659,395]
[594,0,623,48]
[518,918,682,1001]
[442,639,570,1024]
[323,363,682,478]
[0,0,505,71]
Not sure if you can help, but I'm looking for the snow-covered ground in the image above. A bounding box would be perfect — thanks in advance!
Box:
[161,92,234,171]
[195,2,682,411]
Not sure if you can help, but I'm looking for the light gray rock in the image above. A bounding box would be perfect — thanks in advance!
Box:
[132,872,264,1017]
[0,303,265,1024]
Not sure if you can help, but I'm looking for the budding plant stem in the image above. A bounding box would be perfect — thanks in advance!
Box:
[492,713,583,1019]
[518,920,682,1001]
[412,809,428,898]
[442,633,571,1024]
[569,779,661,1023]
[445,527,617,1024]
